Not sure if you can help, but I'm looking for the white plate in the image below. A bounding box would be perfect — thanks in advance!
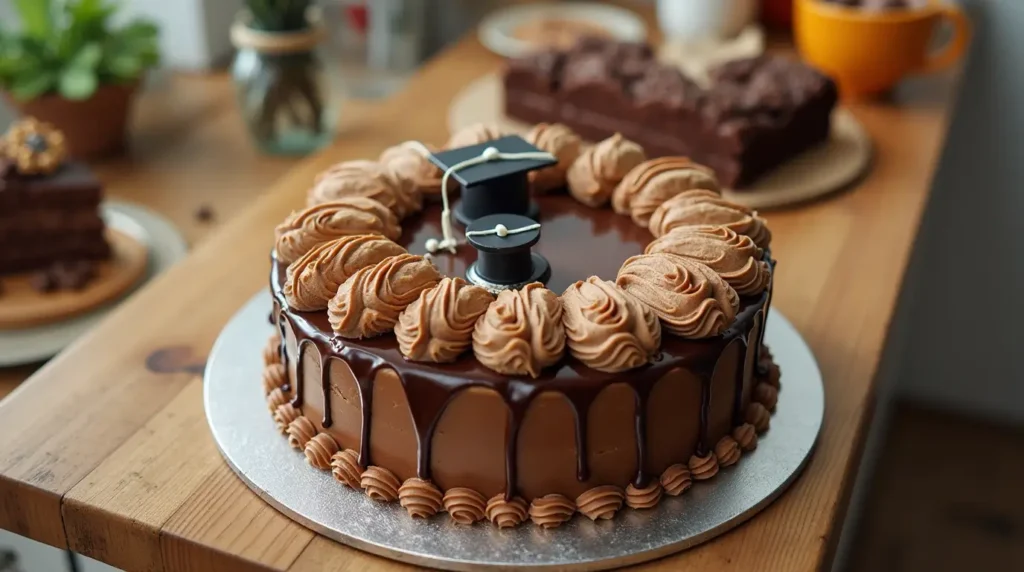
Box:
[0,201,188,367]
[478,3,647,58]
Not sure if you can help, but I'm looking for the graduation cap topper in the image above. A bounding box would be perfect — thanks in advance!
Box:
[463,213,550,291]
[423,135,556,255]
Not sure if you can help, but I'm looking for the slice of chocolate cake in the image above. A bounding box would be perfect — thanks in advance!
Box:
[503,38,839,188]
[0,119,111,276]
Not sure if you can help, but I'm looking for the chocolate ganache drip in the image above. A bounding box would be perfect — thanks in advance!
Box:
[272,258,769,494]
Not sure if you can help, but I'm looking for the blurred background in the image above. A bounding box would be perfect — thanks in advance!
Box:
[0,1,1022,571]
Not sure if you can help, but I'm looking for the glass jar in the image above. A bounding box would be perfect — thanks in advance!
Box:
[230,13,335,155]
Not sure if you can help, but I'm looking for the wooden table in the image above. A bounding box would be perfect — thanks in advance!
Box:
[0,32,958,572]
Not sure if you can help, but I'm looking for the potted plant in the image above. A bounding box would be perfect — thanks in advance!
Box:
[0,0,160,160]
[231,0,334,155]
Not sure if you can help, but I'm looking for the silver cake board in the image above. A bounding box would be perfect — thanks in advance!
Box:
[205,292,825,571]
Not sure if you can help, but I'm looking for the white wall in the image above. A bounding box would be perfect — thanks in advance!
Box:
[897,0,1024,425]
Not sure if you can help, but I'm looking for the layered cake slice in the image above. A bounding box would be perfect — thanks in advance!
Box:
[0,119,111,282]
[260,124,782,529]
[503,38,839,188]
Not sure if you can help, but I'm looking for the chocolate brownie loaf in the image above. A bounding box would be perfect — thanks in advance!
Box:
[503,38,838,188]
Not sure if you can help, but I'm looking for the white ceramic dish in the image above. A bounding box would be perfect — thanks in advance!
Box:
[656,0,759,42]
[478,2,647,58]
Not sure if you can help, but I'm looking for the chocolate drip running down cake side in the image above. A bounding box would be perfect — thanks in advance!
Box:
[261,127,783,529]
[502,38,839,188]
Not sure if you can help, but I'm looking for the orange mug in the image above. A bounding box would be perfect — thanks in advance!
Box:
[795,0,971,99]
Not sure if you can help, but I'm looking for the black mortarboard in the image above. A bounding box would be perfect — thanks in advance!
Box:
[428,135,556,226]
[464,213,550,291]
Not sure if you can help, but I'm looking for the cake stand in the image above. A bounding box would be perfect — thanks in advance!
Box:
[205,291,824,571]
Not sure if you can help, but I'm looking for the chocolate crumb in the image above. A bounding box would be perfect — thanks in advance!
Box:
[51,260,97,290]
[195,205,214,223]
[31,271,57,293]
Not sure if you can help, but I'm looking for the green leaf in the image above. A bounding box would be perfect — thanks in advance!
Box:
[12,0,54,40]
[65,0,116,34]
[67,0,108,20]
[118,20,160,40]
[58,66,98,100]
[0,55,32,81]
[98,19,160,79]
[104,55,142,80]
[59,1,115,60]
[70,42,103,70]
[9,72,57,100]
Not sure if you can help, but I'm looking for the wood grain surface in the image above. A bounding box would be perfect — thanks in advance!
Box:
[0,28,958,572]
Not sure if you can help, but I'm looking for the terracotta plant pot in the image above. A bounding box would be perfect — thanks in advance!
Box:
[4,83,138,160]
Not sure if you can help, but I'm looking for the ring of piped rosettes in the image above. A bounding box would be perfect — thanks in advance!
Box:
[286,121,774,379]
[1,117,67,176]
[266,123,782,527]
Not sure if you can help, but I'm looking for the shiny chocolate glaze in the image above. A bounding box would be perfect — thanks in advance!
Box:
[270,195,771,497]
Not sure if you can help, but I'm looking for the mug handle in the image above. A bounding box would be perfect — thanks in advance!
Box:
[921,5,972,74]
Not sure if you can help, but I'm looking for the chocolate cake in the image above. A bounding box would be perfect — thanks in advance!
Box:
[0,119,110,278]
[502,38,839,188]
[260,124,782,529]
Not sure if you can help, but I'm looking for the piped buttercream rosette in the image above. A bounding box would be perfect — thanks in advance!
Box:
[396,277,494,363]
[612,157,721,227]
[379,142,444,200]
[329,253,442,339]
[308,159,422,218]
[567,133,646,208]
[561,277,662,373]
[445,123,511,149]
[523,122,581,194]
[472,282,565,378]
[284,234,407,311]
[649,190,772,249]
[274,197,402,264]
[646,226,771,296]
[616,253,739,339]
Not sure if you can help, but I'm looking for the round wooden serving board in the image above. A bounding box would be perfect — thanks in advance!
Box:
[447,73,873,210]
[0,228,149,330]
